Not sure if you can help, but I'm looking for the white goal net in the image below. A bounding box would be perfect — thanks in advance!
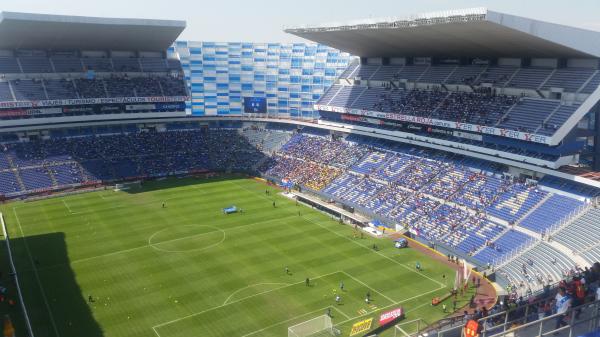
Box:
[288,315,336,337]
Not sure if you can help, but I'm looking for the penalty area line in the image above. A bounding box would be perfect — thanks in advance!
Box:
[62,199,78,214]
[240,306,349,337]
[152,270,344,330]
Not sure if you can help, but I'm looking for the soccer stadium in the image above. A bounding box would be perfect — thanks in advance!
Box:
[1,6,600,337]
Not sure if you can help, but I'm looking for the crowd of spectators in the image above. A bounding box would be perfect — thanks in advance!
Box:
[0,129,266,194]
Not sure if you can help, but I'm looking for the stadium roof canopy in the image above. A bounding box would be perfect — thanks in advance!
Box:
[285,8,600,58]
[0,12,186,51]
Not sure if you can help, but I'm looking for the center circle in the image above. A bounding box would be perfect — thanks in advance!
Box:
[148,225,225,253]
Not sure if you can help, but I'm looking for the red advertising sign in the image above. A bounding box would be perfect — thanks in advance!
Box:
[379,307,404,326]
[464,319,479,337]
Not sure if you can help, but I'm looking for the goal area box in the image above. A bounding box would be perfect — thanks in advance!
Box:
[288,315,336,337]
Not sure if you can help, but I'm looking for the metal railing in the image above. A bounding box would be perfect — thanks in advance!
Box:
[492,235,538,268]
[544,201,592,238]
[432,298,600,337]
[0,212,35,337]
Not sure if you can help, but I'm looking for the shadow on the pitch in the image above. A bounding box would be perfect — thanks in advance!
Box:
[3,232,104,337]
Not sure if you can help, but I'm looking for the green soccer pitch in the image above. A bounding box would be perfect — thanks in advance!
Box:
[0,176,462,337]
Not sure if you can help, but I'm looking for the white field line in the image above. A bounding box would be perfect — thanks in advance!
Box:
[236,284,444,337]
[152,270,344,330]
[28,215,294,271]
[231,180,446,288]
[223,283,292,305]
[240,306,349,337]
[341,271,396,304]
[13,207,61,337]
[61,199,77,214]
[333,284,446,328]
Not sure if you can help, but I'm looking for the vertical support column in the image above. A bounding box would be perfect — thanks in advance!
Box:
[594,103,600,170]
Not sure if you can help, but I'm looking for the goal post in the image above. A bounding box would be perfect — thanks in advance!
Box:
[288,315,335,337]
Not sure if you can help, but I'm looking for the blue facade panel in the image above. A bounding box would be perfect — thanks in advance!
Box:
[174,41,351,116]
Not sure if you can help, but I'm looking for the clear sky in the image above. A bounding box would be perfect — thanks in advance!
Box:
[3,0,600,43]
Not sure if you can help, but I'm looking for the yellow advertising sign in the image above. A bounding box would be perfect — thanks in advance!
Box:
[349,317,373,336]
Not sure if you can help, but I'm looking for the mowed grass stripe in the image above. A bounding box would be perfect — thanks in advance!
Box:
[0,177,455,337]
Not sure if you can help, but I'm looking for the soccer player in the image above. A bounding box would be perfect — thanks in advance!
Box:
[88,295,94,303]
[326,308,332,317]
[442,303,447,313]
[335,294,341,305]
[416,262,421,271]
[272,201,276,208]
[339,281,344,291]
[162,202,165,208]
[305,277,310,287]
[285,266,289,275]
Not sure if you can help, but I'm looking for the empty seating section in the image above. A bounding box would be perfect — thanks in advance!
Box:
[328,86,366,107]
[396,65,429,81]
[500,243,576,290]
[339,61,359,79]
[507,67,553,89]
[554,208,600,263]
[20,167,54,191]
[0,82,13,101]
[51,57,84,73]
[19,57,53,73]
[518,194,584,233]
[473,230,532,265]
[0,77,184,103]
[0,57,21,73]
[112,58,142,72]
[140,58,169,72]
[538,104,580,135]
[487,184,548,223]
[0,55,179,75]
[11,80,47,100]
[82,58,113,72]
[45,79,78,99]
[542,68,595,92]
[317,85,342,105]
[354,65,381,80]
[580,71,600,94]
[540,175,600,198]
[418,65,456,83]
[0,171,21,194]
[497,99,560,132]
[445,66,486,85]
[371,65,403,81]
[474,67,517,86]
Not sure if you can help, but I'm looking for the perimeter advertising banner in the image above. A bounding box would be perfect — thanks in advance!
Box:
[0,96,189,109]
[349,318,373,336]
[379,307,404,326]
[0,101,187,119]
[316,104,552,145]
